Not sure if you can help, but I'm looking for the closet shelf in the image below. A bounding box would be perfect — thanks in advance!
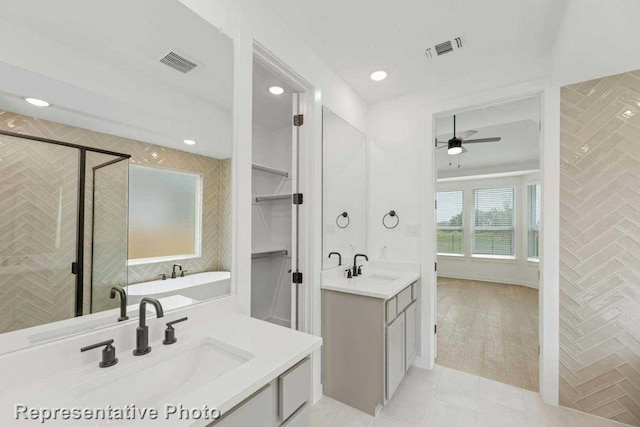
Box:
[252,163,289,177]
[255,194,291,203]
[252,249,289,260]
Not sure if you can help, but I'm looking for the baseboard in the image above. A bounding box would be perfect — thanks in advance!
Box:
[437,272,539,289]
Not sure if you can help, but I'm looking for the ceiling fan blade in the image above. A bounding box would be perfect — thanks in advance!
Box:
[437,144,448,149]
[463,137,502,144]
[457,130,477,140]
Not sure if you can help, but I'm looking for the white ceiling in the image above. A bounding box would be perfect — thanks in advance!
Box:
[252,60,296,129]
[265,0,568,103]
[436,96,540,178]
[0,0,233,158]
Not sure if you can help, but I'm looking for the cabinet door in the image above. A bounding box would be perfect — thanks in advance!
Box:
[214,384,275,427]
[386,312,405,400]
[405,301,417,370]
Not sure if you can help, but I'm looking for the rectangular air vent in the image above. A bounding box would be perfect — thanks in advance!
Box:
[435,41,453,56]
[425,37,463,59]
[160,51,198,74]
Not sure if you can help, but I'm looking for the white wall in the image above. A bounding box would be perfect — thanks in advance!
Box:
[437,173,540,288]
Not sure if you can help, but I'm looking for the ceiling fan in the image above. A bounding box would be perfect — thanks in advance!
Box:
[437,115,502,155]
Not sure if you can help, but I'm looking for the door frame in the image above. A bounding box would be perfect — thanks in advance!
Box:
[252,42,317,335]
[420,81,560,405]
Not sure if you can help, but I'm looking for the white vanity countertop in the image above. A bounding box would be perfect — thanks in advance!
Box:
[321,270,420,300]
[0,313,321,426]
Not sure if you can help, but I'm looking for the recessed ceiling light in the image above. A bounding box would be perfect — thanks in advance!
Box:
[622,109,635,119]
[25,97,50,107]
[370,71,387,82]
[183,139,197,145]
[269,86,284,95]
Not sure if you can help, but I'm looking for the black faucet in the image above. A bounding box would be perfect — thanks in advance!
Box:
[353,253,369,277]
[109,286,129,322]
[133,297,164,356]
[81,339,118,368]
[171,264,182,279]
[328,252,342,266]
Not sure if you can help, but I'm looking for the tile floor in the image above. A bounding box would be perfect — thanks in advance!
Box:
[311,365,632,427]
[436,277,539,391]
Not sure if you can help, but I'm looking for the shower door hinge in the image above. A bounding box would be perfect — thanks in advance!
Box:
[434,138,438,148]
[435,324,437,334]
[71,262,78,275]
[292,271,303,284]
[293,193,304,205]
[293,114,304,126]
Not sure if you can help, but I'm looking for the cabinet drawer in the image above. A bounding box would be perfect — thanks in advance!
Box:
[397,286,412,312]
[281,402,310,427]
[279,358,311,421]
[214,384,275,427]
[386,297,397,323]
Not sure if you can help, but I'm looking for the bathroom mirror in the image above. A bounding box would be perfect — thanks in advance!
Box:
[322,107,367,270]
[0,0,233,353]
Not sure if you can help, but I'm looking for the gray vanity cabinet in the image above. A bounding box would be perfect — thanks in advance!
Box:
[322,281,419,415]
[405,301,418,370]
[386,311,405,399]
[213,358,311,427]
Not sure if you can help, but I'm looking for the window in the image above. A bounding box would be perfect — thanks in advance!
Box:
[527,184,541,260]
[128,165,202,264]
[437,191,464,255]
[472,187,515,257]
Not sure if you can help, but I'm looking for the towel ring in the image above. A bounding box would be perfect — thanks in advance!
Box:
[336,211,350,229]
[382,210,400,229]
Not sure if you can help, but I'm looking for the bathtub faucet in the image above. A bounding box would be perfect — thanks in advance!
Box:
[171,264,182,279]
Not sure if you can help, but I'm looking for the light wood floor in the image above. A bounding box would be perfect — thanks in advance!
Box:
[436,277,539,391]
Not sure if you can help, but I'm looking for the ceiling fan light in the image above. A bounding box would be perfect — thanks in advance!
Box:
[448,146,463,155]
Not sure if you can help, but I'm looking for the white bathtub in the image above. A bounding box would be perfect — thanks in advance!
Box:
[127,271,231,304]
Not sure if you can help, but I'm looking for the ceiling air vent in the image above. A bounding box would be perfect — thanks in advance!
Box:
[425,37,463,58]
[159,51,198,74]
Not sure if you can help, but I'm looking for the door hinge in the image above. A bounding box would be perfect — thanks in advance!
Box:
[435,324,437,334]
[292,271,303,284]
[434,138,438,148]
[293,114,304,126]
[435,262,437,272]
[292,193,303,205]
[71,262,78,275]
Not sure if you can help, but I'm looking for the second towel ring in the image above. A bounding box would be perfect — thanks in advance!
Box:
[382,210,400,229]
[336,211,350,229]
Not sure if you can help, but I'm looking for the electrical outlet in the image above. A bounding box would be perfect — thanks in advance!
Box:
[379,246,388,259]
[405,224,419,237]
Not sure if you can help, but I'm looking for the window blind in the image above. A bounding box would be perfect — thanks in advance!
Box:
[472,187,515,256]
[527,184,541,259]
[437,190,464,254]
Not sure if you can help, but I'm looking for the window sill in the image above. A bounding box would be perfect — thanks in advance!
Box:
[470,255,517,263]
[128,253,200,266]
[437,253,465,259]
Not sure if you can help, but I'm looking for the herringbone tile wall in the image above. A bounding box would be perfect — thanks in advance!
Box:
[560,69,640,426]
[0,110,232,334]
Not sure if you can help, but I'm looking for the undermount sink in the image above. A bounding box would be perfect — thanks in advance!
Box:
[356,273,399,286]
[72,337,253,412]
